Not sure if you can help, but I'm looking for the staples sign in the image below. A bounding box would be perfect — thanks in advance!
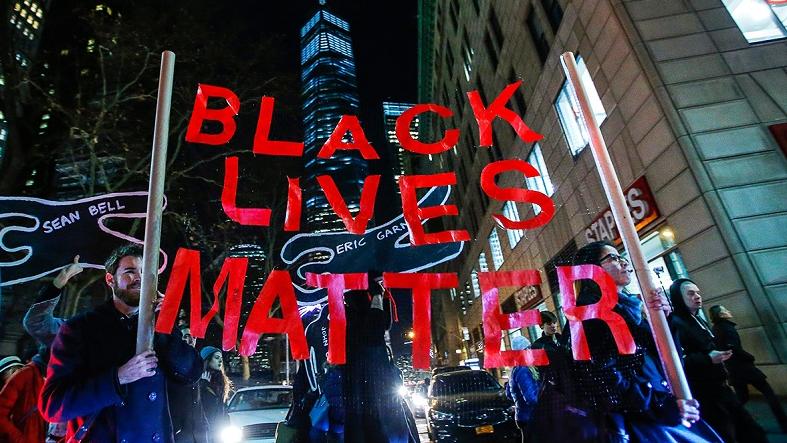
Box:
[584,176,659,244]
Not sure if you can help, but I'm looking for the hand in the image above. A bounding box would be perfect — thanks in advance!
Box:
[53,255,84,289]
[154,291,165,313]
[709,350,732,364]
[677,398,700,427]
[201,371,211,382]
[117,350,158,385]
[645,288,672,315]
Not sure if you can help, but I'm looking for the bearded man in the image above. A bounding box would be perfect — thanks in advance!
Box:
[39,244,202,443]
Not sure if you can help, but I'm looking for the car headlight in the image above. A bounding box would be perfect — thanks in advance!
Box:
[398,386,409,397]
[412,393,428,408]
[220,425,243,443]
[431,410,454,421]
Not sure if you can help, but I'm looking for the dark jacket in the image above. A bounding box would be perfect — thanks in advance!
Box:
[711,319,765,385]
[199,378,229,441]
[39,301,202,443]
[169,380,208,443]
[670,314,727,393]
[531,333,561,353]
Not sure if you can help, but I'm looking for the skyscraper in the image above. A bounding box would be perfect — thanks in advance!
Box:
[300,6,365,232]
[382,101,419,181]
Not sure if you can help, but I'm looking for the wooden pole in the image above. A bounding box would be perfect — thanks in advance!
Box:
[559,52,692,400]
[137,51,175,353]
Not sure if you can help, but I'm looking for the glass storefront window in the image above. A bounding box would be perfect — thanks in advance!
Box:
[624,226,689,295]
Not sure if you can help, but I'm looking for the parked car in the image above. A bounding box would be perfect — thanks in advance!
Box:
[222,385,293,443]
[431,365,472,376]
[426,370,519,443]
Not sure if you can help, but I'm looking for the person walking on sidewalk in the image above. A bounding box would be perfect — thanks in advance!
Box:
[709,304,787,433]
[669,279,767,443]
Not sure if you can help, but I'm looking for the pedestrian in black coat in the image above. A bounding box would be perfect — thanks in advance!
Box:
[198,346,231,442]
[170,327,209,443]
[343,272,412,443]
[39,245,203,443]
[709,304,787,433]
[668,278,767,443]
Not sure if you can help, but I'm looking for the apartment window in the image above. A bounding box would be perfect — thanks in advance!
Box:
[541,0,564,33]
[721,0,787,43]
[478,252,489,272]
[471,270,481,298]
[462,32,474,82]
[489,229,504,270]
[555,56,606,155]
[526,8,549,64]
[502,201,525,248]
[526,144,554,215]
[526,143,554,197]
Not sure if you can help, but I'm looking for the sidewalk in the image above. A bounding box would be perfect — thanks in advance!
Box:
[744,396,787,443]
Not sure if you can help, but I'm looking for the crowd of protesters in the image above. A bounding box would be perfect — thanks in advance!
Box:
[0,246,234,443]
[1,241,786,443]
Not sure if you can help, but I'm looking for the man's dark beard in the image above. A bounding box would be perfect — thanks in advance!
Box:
[114,285,141,307]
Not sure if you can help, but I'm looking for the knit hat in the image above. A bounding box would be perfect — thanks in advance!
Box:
[510,336,531,351]
[0,356,23,374]
[200,346,221,361]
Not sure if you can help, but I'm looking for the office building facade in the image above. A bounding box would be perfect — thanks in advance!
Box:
[418,0,787,391]
[300,7,366,232]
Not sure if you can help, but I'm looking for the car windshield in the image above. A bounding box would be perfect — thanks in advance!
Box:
[430,372,501,397]
[228,388,293,412]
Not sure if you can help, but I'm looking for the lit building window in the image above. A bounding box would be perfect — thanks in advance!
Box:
[526,143,554,215]
[555,56,606,155]
[502,201,524,248]
[721,0,787,42]
[478,252,489,272]
[526,143,554,194]
[462,33,474,82]
[489,229,504,270]
[471,270,481,298]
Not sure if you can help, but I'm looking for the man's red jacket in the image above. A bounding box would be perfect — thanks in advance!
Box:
[0,362,46,443]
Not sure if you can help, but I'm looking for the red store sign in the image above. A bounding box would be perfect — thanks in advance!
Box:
[584,176,660,245]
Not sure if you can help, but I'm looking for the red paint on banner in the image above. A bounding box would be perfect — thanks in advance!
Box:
[481,159,555,230]
[306,272,368,364]
[221,156,272,226]
[384,272,458,369]
[317,115,380,160]
[185,84,240,145]
[480,270,549,368]
[240,270,308,358]
[252,96,304,157]
[468,81,543,147]
[396,104,459,155]
[399,173,470,246]
[318,174,380,234]
[557,264,636,360]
